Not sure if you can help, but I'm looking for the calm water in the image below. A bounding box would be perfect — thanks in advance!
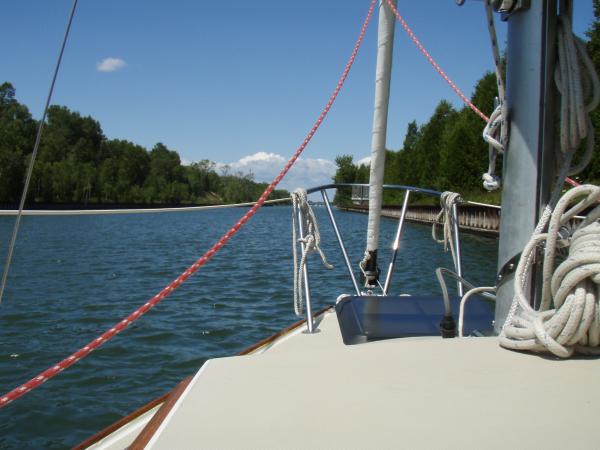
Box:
[0,206,497,448]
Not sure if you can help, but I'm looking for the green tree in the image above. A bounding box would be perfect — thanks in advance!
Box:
[331,72,500,203]
[99,139,150,203]
[0,82,35,202]
[412,100,458,189]
[39,106,104,164]
[333,155,357,205]
[0,84,290,205]
[144,143,184,203]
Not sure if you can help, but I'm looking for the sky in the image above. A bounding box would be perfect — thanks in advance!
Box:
[3,1,595,191]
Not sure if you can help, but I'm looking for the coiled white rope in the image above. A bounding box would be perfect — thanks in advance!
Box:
[499,9,600,357]
[500,185,600,357]
[291,189,332,316]
[481,0,507,192]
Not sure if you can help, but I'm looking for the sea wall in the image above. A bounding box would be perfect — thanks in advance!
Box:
[341,204,501,236]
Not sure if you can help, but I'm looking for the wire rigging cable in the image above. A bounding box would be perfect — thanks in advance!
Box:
[0,0,79,306]
[0,0,378,408]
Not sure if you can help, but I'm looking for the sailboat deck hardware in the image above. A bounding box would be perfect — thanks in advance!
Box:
[496,253,521,285]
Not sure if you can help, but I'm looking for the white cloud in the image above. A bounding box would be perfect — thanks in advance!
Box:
[97,57,127,72]
[357,156,370,166]
[217,151,336,192]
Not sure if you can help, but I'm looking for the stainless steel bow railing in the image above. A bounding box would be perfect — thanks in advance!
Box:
[296,184,464,332]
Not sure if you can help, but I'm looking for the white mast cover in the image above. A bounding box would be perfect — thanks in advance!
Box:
[366,0,396,255]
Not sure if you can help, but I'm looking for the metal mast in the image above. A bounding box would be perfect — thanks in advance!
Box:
[494,1,558,332]
[364,0,397,287]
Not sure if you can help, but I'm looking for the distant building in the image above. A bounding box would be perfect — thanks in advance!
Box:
[351,185,369,207]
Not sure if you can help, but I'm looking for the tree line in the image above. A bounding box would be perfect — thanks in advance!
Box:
[0,83,288,206]
[333,3,600,206]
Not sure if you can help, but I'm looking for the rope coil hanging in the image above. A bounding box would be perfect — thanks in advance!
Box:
[500,8,600,357]
[0,0,377,408]
[383,0,508,191]
[291,189,333,316]
[481,0,507,192]
[388,1,588,192]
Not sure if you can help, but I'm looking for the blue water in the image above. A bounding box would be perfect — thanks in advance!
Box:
[0,206,497,448]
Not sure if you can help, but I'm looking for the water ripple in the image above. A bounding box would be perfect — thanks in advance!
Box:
[0,206,497,448]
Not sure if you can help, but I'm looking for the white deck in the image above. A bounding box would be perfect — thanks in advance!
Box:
[146,310,600,449]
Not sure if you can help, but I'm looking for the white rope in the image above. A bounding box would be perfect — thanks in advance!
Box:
[555,14,600,175]
[500,185,600,357]
[499,9,600,357]
[432,191,461,270]
[291,189,332,316]
[481,0,507,192]
[482,103,504,191]
[0,198,291,216]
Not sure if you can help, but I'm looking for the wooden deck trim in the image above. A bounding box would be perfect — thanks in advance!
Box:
[71,391,170,450]
[237,306,333,355]
[128,376,194,450]
[74,306,333,449]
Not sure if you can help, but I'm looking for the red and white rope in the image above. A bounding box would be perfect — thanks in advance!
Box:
[384,0,489,122]
[385,0,582,188]
[0,0,377,408]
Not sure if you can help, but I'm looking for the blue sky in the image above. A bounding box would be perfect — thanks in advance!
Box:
[3,1,595,190]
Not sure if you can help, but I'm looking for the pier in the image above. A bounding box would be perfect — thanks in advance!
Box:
[342,204,501,236]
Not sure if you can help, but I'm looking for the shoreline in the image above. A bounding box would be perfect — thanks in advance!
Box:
[0,199,291,216]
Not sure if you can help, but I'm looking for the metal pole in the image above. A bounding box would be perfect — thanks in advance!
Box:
[451,203,464,297]
[383,190,410,294]
[494,1,558,333]
[297,207,314,333]
[321,190,361,296]
[364,0,397,287]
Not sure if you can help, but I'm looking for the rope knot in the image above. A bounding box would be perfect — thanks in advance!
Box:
[432,191,461,257]
[291,189,333,316]
[482,172,501,192]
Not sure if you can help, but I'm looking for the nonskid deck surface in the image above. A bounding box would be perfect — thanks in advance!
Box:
[146,311,600,449]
